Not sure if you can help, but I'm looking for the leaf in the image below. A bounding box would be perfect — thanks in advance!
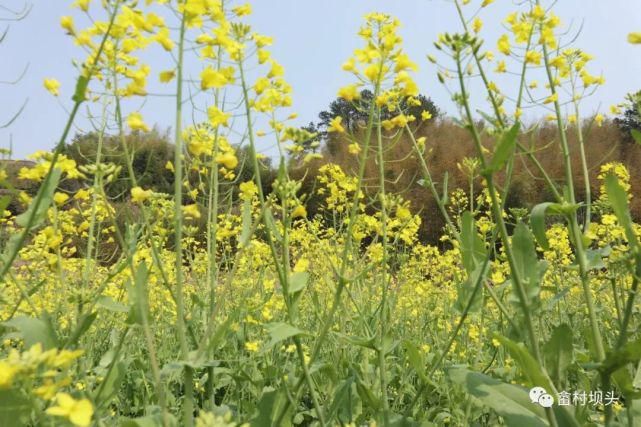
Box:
[15,168,62,228]
[585,249,606,271]
[460,211,486,274]
[325,376,362,423]
[495,335,554,392]
[72,75,90,103]
[530,202,557,251]
[126,263,149,326]
[4,315,58,350]
[239,198,253,247]
[94,361,127,403]
[97,296,129,313]
[65,312,98,347]
[263,322,305,350]
[631,129,641,146]
[605,174,639,249]
[600,338,641,376]
[403,340,428,383]
[250,387,292,427]
[288,272,309,294]
[634,359,641,390]
[120,413,174,427]
[455,262,487,314]
[512,223,546,305]
[0,390,32,427]
[334,332,378,351]
[488,123,520,173]
[612,366,641,399]
[441,171,449,206]
[447,367,548,427]
[543,324,574,385]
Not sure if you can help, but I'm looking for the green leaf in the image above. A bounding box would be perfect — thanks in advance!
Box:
[97,296,129,313]
[495,335,554,391]
[600,338,641,376]
[455,262,486,314]
[4,315,58,350]
[403,340,429,383]
[120,413,175,427]
[263,322,305,350]
[239,198,253,247]
[530,202,557,251]
[94,361,127,403]
[288,271,309,294]
[66,311,98,347]
[604,174,638,249]
[441,171,449,206]
[326,376,362,423]
[488,123,520,173]
[634,359,641,390]
[0,389,32,427]
[543,324,574,385]
[126,263,149,326]
[250,387,292,427]
[334,332,378,351]
[447,367,548,427]
[631,129,641,146]
[612,366,641,399]
[15,168,62,228]
[72,75,90,103]
[460,211,486,274]
[512,223,546,305]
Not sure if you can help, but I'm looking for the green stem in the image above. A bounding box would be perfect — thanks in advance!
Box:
[172,12,194,427]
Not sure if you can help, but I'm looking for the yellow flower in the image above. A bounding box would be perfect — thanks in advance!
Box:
[421,110,433,121]
[53,192,69,206]
[497,35,511,55]
[472,17,483,34]
[524,50,542,65]
[159,70,176,83]
[245,341,260,352]
[232,4,252,17]
[60,16,75,34]
[72,0,89,12]
[328,116,346,133]
[201,67,229,90]
[239,181,258,200]
[44,78,61,96]
[207,106,231,127]
[338,85,361,102]
[292,205,307,219]
[127,112,150,132]
[46,393,93,427]
[628,32,641,44]
[0,361,18,389]
[182,204,201,220]
[131,187,152,203]
[595,113,605,127]
[216,152,238,169]
[481,0,494,7]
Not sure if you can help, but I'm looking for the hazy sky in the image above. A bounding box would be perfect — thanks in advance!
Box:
[1,0,640,159]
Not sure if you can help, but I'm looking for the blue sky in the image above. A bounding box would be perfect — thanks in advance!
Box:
[1,0,640,159]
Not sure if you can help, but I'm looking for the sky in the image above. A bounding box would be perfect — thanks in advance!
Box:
[1,0,640,159]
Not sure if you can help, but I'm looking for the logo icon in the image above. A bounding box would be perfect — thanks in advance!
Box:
[530,387,555,408]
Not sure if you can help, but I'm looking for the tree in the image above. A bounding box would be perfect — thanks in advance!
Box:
[303,90,440,148]
[614,91,641,143]
[62,128,176,199]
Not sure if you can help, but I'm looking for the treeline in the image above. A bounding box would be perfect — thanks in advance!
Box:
[4,87,641,244]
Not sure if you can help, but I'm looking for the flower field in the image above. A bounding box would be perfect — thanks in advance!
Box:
[1,1,641,426]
